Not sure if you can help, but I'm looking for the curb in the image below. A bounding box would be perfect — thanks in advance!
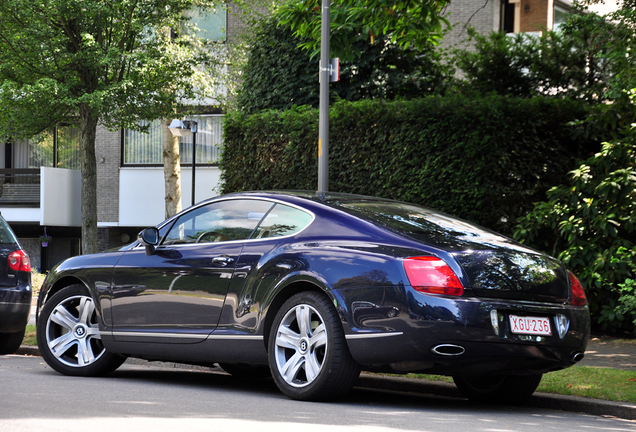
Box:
[356,375,636,420]
[16,345,636,420]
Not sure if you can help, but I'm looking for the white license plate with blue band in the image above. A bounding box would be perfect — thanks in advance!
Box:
[509,315,552,336]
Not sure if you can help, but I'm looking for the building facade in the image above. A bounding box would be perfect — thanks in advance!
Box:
[442,0,572,49]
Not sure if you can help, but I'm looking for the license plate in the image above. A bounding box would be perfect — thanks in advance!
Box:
[509,315,552,336]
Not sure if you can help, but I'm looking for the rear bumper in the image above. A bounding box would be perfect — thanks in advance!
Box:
[0,280,32,333]
[336,286,590,376]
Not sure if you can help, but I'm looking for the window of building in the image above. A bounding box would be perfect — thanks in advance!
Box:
[500,0,517,33]
[553,5,569,31]
[4,126,81,170]
[185,5,227,41]
[122,115,224,166]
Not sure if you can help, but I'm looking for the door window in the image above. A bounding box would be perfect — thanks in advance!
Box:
[163,199,274,245]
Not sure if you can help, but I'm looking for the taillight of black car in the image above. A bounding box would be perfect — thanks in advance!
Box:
[8,249,31,272]
[567,271,587,306]
[403,256,464,296]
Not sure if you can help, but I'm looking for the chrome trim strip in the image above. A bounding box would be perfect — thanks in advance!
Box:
[345,332,403,340]
[107,331,263,341]
[109,331,205,339]
[207,335,263,341]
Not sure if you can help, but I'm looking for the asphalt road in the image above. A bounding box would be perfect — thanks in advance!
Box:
[2,355,636,432]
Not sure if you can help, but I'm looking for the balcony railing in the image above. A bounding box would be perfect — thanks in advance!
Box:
[0,169,41,206]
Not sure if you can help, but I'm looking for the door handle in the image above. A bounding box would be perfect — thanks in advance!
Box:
[212,256,234,267]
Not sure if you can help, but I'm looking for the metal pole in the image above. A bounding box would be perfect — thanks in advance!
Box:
[317,0,330,193]
[191,122,197,206]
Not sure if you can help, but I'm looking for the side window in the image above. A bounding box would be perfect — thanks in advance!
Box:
[252,204,313,239]
[163,200,274,245]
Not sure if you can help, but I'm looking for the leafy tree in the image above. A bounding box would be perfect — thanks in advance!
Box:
[514,126,636,332]
[236,17,452,113]
[454,14,622,102]
[0,0,224,253]
[276,0,450,61]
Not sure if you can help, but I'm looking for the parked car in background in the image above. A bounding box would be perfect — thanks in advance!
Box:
[36,191,590,402]
[0,213,32,354]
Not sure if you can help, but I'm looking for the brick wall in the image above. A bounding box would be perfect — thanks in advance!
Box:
[95,125,120,224]
[519,0,549,32]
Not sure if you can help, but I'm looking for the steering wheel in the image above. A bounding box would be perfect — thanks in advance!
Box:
[196,231,228,243]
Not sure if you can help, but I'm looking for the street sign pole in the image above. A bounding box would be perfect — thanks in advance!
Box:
[318,0,330,193]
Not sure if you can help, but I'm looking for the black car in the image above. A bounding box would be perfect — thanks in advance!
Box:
[36,191,590,402]
[0,214,32,355]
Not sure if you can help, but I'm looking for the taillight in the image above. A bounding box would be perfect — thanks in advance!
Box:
[8,249,31,272]
[403,256,464,296]
[568,271,587,306]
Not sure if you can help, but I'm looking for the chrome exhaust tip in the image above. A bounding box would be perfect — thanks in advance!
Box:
[431,344,465,356]
[571,351,585,363]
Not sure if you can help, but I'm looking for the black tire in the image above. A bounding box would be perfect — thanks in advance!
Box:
[36,284,126,376]
[268,291,360,401]
[218,363,272,379]
[453,373,543,404]
[0,328,26,355]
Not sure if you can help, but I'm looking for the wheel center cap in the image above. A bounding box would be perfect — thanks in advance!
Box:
[74,325,87,339]
[298,338,309,354]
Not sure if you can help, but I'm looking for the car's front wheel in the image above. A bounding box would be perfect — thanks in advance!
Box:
[37,284,126,376]
[453,373,543,404]
[268,291,360,401]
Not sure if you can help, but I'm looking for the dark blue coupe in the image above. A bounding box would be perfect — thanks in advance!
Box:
[36,191,590,402]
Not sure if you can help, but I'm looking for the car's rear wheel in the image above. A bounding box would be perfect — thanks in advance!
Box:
[0,328,26,355]
[453,373,543,404]
[268,291,360,401]
[37,284,126,376]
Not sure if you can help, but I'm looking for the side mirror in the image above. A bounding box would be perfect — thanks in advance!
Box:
[137,228,160,256]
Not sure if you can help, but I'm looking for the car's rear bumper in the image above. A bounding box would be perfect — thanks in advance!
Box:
[336,286,590,376]
[0,283,32,333]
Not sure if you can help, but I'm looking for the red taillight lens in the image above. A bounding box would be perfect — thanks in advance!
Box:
[8,249,31,272]
[403,256,464,296]
[568,271,587,306]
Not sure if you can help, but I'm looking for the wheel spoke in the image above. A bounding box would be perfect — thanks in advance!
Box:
[77,297,95,325]
[276,325,300,350]
[280,351,304,383]
[305,352,322,382]
[86,326,101,338]
[76,338,96,366]
[309,323,327,350]
[50,305,79,331]
[49,332,77,358]
[296,306,311,338]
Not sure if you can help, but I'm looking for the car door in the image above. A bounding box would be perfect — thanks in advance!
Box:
[110,199,274,344]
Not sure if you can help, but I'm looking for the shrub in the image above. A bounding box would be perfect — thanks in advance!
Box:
[235,17,453,114]
[221,95,595,237]
[514,135,636,331]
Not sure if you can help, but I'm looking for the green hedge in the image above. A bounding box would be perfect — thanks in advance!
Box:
[221,95,596,236]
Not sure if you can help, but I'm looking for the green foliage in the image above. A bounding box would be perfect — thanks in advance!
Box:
[236,18,453,113]
[514,134,636,331]
[612,247,636,333]
[454,9,635,103]
[276,0,450,61]
[222,95,595,237]
[0,0,225,139]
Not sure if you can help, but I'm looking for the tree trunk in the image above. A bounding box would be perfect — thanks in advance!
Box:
[163,119,182,219]
[79,104,99,255]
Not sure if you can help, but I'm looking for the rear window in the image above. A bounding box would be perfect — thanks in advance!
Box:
[334,199,516,251]
[0,218,18,245]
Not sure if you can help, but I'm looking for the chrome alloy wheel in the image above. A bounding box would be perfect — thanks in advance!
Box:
[273,303,328,388]
[44,294,105,368]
